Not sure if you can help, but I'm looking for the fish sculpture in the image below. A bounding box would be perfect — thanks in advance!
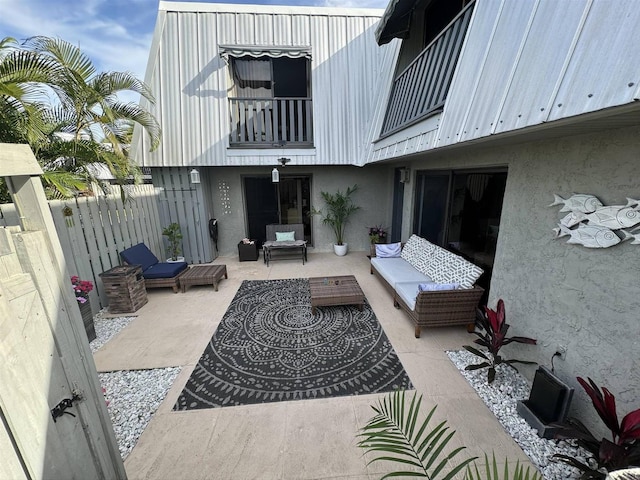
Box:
[571,206,640,230]
[554,224,621,248]
[549,194,603,213]
[621,230,640,244]
[559,211,583,228]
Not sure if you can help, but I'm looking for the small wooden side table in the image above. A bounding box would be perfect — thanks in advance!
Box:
[179,265,228,292]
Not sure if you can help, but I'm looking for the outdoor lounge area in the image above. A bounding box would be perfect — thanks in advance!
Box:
[92,251,536,479]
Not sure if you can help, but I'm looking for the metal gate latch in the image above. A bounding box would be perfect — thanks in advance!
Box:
[51,392,83,422]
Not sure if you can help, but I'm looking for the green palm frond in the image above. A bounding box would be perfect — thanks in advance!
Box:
[41,170,87,199]
[358,391,477,479]
[464,453,543,480]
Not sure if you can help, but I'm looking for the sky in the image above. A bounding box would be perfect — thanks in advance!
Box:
[0,0,388,85]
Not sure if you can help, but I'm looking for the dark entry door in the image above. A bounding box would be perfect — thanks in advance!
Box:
[245,177,279,246]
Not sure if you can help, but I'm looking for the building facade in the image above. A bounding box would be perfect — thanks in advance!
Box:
[133,0,640,432]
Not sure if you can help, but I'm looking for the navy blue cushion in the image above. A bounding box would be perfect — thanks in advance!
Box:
[120,243,159,271]
[143,261,188,279]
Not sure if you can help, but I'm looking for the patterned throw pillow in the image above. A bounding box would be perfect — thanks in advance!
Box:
[275,231,295,241]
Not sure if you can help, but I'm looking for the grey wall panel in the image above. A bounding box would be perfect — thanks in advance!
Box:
[433,0,503,148]
[139,3,390,169]
[547,0,640,121]
[493,0,589,134]
[444,0,538,144]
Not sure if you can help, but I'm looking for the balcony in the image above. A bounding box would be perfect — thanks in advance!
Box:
[229,97,313,147]
[380,3,474,138]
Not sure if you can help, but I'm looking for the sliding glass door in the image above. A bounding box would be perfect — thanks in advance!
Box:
[244,175,311,247]
[413,169,507,294]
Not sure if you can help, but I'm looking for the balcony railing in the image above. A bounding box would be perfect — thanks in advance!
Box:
[380,3,474,138]
[229,97,313,147]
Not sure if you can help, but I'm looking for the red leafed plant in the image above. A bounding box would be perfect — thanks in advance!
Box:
[554,377,640,478]
[463,299,537,383]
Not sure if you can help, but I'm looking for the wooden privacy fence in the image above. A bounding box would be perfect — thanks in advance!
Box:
[0,184,164,310]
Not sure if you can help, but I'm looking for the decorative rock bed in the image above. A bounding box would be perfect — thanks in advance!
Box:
[447,349,592,479]
[90,311,181,460]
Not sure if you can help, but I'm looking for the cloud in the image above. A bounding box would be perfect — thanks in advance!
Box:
[0,0,156,79]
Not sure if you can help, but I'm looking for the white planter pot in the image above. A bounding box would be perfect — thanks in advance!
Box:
[333,243,348,256]
[166,256,185,263]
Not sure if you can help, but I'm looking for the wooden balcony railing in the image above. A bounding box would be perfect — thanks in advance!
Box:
[380,3,474,137]
[229,97,313,147]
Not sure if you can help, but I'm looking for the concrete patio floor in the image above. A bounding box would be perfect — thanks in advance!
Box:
[93,250,537,480]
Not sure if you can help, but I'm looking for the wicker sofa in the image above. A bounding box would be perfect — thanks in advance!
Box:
[371,235,484,338]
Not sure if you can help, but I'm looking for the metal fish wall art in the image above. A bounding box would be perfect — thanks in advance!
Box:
[574,206,640,230]
[620,229,640,244]
[551,193,640,248]
[554,224,622,248]
[549,194,603,213]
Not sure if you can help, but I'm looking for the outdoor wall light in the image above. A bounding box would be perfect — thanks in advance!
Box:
[272,158,290,183]
[400,167,411,183]
[190,168,200,184]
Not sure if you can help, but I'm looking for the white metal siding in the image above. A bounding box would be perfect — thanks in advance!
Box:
[366,0,640,162]
[135,3,392,168]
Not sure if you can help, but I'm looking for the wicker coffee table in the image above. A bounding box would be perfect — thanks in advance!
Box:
[309,275,365,314]
[180,265,228,293]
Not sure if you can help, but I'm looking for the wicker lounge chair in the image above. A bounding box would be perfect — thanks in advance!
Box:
[119,243,188,293]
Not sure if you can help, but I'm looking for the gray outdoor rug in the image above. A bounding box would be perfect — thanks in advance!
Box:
[174,278,412,410]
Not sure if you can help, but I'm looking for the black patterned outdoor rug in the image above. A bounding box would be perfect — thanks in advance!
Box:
[174,278,412,410]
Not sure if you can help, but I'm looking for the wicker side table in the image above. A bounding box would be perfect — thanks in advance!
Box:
[100,265,148,314]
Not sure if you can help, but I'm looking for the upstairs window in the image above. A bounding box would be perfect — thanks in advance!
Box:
[231,56,310,99]
[221,46,313,147]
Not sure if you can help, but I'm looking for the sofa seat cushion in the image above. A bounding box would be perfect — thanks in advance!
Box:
[371,257,432,289]
[143,261,188,279]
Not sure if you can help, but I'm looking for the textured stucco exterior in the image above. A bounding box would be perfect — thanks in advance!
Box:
[203,164,393,257]
[400,124,640,435]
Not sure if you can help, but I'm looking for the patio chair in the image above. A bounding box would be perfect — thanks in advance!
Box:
[119,242,188,293]
[263,223,307,266]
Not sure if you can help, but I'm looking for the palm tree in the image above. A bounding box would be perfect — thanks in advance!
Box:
[0,36,161,200]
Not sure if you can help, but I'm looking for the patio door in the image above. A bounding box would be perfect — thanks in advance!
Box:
[244,175,311,247]
[413,169,507,297]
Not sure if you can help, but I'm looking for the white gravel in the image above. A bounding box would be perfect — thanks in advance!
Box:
[90,311,181,460]
[447,349,593,480]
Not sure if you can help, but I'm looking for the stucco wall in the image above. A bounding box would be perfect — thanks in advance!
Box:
[208,165,393,257]
[405,125,640,436]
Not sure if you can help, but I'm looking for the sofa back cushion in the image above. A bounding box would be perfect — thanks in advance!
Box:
[426,246,483,288]
[400,235,436,273]
[400,234,483,289]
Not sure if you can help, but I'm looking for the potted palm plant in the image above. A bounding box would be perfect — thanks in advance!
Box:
[312,184,360,256]
[162,222,184,262]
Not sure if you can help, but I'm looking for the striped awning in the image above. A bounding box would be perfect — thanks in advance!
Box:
[219,45,312,60]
